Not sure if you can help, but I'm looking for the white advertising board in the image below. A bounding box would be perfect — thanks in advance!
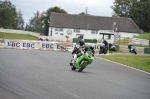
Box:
[130,38,149,46]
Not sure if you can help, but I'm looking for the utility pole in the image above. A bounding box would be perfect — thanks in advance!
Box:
[85,7,88,15]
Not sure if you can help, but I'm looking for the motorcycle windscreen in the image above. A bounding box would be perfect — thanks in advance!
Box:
[86,51,93,56]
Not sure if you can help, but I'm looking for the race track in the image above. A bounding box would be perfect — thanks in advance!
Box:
[0,49,150,99]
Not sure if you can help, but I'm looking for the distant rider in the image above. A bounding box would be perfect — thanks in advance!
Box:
[128,43,133,52]
[103,39,108,49]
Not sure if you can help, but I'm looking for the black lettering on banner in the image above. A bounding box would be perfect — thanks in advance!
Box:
[8,42,20,47]
[23,43,26,47]
[31,44,35,48]
[42,43,54,49]
[42,43,45,48]
[27,43,30,47]
[57,44,68,51]
[23,43,35,48]
[16,42,20,47]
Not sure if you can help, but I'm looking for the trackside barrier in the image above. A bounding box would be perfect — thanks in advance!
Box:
[1,39,148,54]
[0,39,73,52]
[1,39,101,52]
[0,39,4,48]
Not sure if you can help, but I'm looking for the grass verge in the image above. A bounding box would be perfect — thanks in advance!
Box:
[97,55,150,73]
[0,32,38,40]
[134,33,150,40]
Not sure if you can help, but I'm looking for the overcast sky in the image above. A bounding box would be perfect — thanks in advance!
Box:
[11,0,115,24]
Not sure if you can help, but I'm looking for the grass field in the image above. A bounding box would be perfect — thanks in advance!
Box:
[0,32,39,40]
[97,55,150,73]
[134,33,150,40]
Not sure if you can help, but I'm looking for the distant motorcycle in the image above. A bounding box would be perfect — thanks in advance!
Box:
[99,43,108,54]
[109,43,117,51]
[130,46,137,54]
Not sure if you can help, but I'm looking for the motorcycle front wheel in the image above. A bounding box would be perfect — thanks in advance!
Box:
[78,62,87,72]
[71,65,76,70]
[70,59,74,66]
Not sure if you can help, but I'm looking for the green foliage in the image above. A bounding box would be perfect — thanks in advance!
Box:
[79,12,86,15]
[0,0,17,28]
[111,0,150,32]
[133,33,150,40]
[25,6,67,36]
[0,32,38,40]
[0,0,24,29]
[26,10,44,34]
[111,0,132,17]
[130,0,150,32]
[15,9,24,29]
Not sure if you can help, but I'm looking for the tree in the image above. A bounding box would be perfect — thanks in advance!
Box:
[41,6,67,35]
[0,0,18,28]
[110,0,133,17]
[79,7,90,15]
[79,12,86,15]
[130,0,150,32]
[15,9,24,29]
[111,0,150,32]
[26,10,44,34]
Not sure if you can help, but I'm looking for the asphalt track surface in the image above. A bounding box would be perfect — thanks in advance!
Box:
[0,49,150,99]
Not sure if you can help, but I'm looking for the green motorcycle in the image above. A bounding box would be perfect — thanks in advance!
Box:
[71,51,95,72]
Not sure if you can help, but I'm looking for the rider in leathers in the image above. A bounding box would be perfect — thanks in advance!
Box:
[72,39,85,54]
[103,39,109,49]
[70,44,95,65]
[76,44,95,59]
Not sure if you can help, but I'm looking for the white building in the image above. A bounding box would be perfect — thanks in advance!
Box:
[49,12,141,43]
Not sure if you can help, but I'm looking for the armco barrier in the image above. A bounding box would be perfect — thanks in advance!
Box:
[113,44,119,51]
[144,48,150,54]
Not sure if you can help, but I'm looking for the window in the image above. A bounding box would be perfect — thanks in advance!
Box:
[55,28,63,31]
[104,34,111,39]
[74,29,80,33]
[91,30,98,34]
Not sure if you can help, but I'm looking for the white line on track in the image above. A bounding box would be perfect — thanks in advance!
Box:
[96,57,150,75]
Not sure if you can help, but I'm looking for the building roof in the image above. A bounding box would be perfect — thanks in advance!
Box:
[49,12,141,33]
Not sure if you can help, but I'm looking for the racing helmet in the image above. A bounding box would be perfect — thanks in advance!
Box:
[89,44,95,50]
[80,39,84,42]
